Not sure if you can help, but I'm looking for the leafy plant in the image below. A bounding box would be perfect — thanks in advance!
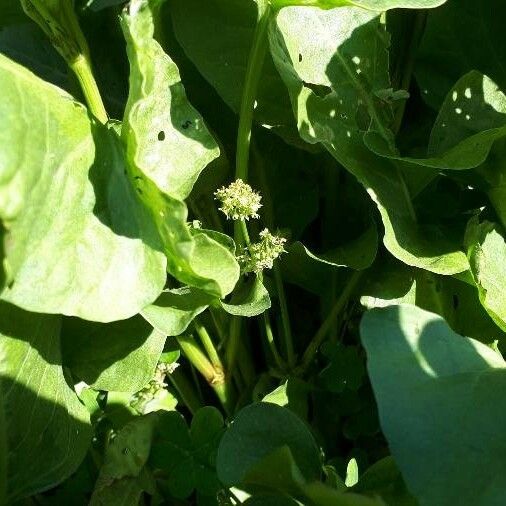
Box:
[2,0,506,504]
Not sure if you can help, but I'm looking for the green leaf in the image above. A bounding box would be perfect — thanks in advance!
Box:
[120,0,219,202]
[361,304,506,506]
[269,6,468,274]
[142,287,214,337]
[366,72,506,170]
[0,301,91,502]
[170,0,300,145]
[0,54,167,322]
[465,218,506,332]
[149,407,224,499]
[90,414,157,505]
[416,0,506,109]
[220,275,271,317]
[216,403,322,487]
[275,0,447,8]
[121,0,240,298]
[62,316,166,393]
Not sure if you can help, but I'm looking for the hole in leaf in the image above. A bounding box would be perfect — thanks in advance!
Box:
[298,53,303,62]
[158,131,165,141]
[182,120,192,130]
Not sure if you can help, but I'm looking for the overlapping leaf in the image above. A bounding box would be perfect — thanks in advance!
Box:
[0,301,91,502]
[0,54,167,321]
[121,0,240,298]
[269,6,468,274]
[62,316,166,392]
[361,304,506,506]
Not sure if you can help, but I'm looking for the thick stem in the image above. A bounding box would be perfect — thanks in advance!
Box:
[176,334,230,412]
[235,0,271,182]
[298,270,362,373]
[194,319,223,371]
[70,55,108,124]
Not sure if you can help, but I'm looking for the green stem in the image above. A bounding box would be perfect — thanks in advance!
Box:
[176,334,230,412]
[235,0,271,182]
[168,368,203,415]
[392,10,428,135]
[274,264,296,367]
[194,319,223,371]
[263,312,286,371]
[298,270,362,373]
[70,55,108,124]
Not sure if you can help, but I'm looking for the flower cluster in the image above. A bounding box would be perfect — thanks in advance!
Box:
[240,229,287,274]
[214,179,262,221]
[130,361,178,414]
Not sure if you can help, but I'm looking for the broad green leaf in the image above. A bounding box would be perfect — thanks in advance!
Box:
[217,403,322,486]
[120,0,219,202]
[170,0,300,145]
[121,0,240,298]
[149,407,224,499]
[465,219,506,332]
[361,304,506,506]
[141,287,213,337]
[289,225,377,272]
[416,0,506,109]
[0,54,167,322]
[0,384,6,506]
[90,414,157,505]
[62,316,166,393]
[221,275,271,317]
[274,0,447,9]
[242,445,306,497]
[0,301,91,502]
[366,72,506,170]
[269,7,468,274]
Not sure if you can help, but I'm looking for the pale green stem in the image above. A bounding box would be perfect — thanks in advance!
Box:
[176,334,230,412]
[70,55,108,124]
[194,319,223,371]
[235,0,271,182]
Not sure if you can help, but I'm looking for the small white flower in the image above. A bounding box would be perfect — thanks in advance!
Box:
[214,179,262,221]
[240,229,287,274]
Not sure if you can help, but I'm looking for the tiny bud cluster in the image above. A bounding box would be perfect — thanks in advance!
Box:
[130,362,178,414]
[240,229,287,274]
[214,179,262,221]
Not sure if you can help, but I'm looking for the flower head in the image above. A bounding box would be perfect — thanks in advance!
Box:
[240,229,287,274]
[214,179,262,221]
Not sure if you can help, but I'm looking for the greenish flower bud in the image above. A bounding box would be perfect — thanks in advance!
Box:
[214,179,262,221]
[239,228,287,273]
